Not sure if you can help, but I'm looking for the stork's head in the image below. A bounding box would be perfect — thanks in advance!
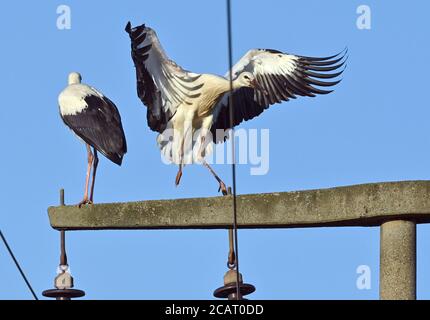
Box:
[68,72,82,85]
[234,72,266,93]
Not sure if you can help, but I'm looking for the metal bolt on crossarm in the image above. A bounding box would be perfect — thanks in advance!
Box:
[42,189,85,300]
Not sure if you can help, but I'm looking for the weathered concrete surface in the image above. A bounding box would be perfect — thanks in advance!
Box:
[380,220,416,300]
[47,180,430,230]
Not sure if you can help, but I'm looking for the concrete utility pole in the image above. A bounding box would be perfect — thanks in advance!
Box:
[380,220,416,300]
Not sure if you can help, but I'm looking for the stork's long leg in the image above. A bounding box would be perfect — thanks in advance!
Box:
[89,148,99,203]
[175,164,183,186]
[175,138,185,186]
[78,144,94,207]
[202,160,228,196]
[196,131,227,195]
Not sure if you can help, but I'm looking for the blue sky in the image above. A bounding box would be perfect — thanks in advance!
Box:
[1,0,430,299]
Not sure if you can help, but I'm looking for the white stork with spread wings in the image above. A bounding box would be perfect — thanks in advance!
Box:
[125,22,346,195]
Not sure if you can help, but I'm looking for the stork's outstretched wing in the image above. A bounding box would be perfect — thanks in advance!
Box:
[126,22,203,133]
[212,48,347,142]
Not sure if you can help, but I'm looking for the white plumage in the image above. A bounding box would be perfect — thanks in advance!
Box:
[59,76,106,116]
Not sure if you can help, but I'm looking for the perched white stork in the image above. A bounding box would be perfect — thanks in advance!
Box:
[125,22,346,195]
[58,72,127,206]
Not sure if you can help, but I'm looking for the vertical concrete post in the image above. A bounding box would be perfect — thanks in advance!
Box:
[380,220,416,300]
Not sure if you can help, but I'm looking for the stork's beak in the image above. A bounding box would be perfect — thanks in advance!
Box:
[250,79,268,95]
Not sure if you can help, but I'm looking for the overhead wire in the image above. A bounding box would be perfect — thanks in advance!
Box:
[226,0,241,300]
[0,229,39,300]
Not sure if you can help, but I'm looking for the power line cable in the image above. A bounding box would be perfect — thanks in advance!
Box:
[0,229,39,300]
[226,0,241,299]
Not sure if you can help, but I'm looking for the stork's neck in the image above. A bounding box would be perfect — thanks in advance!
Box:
[231,78,243,91]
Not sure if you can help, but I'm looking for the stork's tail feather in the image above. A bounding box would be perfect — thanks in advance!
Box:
[104,152,125,166]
